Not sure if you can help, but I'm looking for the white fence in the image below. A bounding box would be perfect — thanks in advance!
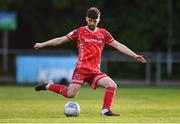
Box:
[0,49,180,86]
[103,51,180,86]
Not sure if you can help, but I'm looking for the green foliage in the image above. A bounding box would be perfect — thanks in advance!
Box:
[52,0,71,9]
[0,0,179,50]
[0,0,180,51]
[0,0,180,78]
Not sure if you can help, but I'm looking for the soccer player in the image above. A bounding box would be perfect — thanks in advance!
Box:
[34,7,147,116]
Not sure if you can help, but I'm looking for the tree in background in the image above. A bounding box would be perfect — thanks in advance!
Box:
[0,0,180,79]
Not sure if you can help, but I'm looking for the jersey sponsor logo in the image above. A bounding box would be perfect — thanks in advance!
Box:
[84,39,102,44]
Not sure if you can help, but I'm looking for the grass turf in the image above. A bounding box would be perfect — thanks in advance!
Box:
[0,85,180,123]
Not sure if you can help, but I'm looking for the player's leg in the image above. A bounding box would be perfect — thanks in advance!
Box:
[66,83,81,98]
[35,80,81,98]
[97,76,119,116]
[35,68,83,98]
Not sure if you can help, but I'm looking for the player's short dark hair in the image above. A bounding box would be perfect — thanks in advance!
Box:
[87,7,101,19]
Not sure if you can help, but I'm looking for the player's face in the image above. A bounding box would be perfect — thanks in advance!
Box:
[86,17,100,31]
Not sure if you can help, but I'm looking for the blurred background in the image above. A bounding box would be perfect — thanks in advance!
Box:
[0,0,180,86]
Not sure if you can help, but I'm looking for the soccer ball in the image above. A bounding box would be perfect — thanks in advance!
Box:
[64,102,80,117]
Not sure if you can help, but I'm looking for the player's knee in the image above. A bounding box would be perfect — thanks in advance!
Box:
[107,81,117,89]
[113,83,117,89]
[66,94,75,98]
[66,92,77,98]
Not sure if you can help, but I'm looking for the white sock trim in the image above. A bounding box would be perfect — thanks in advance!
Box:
[101,108,109,114]
[45,80,54,89]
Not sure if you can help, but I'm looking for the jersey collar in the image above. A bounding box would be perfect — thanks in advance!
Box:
[85,26,98,33]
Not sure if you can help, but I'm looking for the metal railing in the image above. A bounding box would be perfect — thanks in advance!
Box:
[0,49,180,86]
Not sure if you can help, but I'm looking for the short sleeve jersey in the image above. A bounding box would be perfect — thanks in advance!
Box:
[66,26,114,72]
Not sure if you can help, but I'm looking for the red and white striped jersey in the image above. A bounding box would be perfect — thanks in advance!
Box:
[66,26,114,72]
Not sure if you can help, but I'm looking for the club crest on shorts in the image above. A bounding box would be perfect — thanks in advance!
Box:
[75,73,80,80]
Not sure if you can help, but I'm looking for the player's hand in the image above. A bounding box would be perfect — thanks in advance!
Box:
[34,43,44,50]
[134,55,147,64]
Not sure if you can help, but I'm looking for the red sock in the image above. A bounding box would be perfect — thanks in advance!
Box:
[102,87,116,109]
[48,84,68,97]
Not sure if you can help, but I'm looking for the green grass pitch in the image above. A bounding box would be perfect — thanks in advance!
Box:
[0,85,180,123]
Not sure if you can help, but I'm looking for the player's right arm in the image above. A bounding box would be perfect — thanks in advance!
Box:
[34,36,70,49]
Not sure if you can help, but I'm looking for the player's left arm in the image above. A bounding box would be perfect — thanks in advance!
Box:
[109,40,147,63]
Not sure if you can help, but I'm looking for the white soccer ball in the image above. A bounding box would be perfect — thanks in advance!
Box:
[64,102,80,117]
